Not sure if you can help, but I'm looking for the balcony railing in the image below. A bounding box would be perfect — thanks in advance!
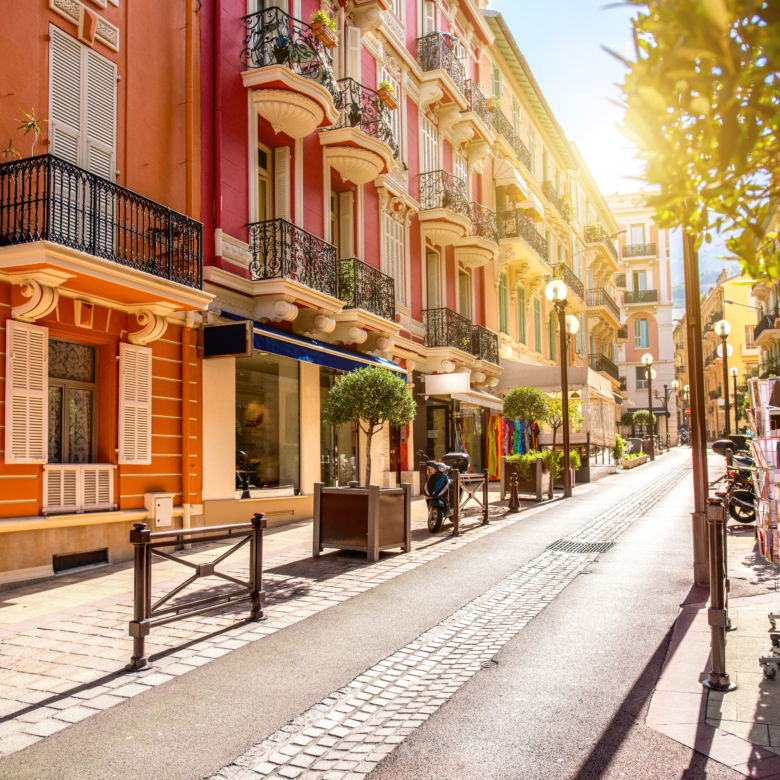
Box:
[330,78,399,159]
[493,110,514,148]
[676,363,685,374]
[587,287,620,320]
[589,353,620,381]
[241,7,339,104]
[463,79,491,128]
[497,208,549,264]
[423,307,472,353]
[416,32,465,94]
[471,324,499,365]
[704,354,715,368]
[617,326,628,340]
[623,289,659,304]
[552,264,584,303]
[247,218,337,297]
[512,136,532,170]
[338,257,395,322]
[615,272,626,288]
[419,170,470,219]
[622,242,657,258]
[619,376,627,392]
[542,181,561,214]
[754,307,780,342]
[470,203,498,244]
[0,155,202,289]
[708,388,722,400]
[585,223,619,263]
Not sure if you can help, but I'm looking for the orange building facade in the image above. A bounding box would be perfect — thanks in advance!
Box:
[0,1,211,588]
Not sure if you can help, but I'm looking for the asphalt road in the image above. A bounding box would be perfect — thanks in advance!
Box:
[0,448,734,780]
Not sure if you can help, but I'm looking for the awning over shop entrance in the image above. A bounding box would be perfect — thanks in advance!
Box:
[222,313,406,374]
[452,390,503,412]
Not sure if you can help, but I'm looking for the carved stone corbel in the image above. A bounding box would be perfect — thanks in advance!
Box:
[331,324,368,345]
[419,83,444,111]
[467,140,489,169]
[437,105,461,133]
[452,121,475,149]
[128,309,170,346]
[254,299,298,323]
[10,269,74,323]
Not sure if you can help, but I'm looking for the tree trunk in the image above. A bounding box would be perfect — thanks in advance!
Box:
[523,421,529,453]
[552,424,558,450]
[365,426,373,487]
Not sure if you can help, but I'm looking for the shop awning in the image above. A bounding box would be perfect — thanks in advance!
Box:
[452,390,504,412]
[222,312,406,374]
[493,158,527,196]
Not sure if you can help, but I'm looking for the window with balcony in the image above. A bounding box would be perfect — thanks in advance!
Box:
[631,224,646,245]
[517,285,527,345]
[498,272,509,334]
[528,125,536,174]
[454,149,467,187]
[422,0,436,35]
[533,296,542,353]
[459,272,471,319]
[634,318,649,349]
[548,311,556,362]
[426,251,441,309]
[383,212,405,306]
[512,98,521,139]
[633,270,647,291]
[420,114,438,173]
[492,66,502,104]
[258,143,272,221]
[379,67,402,159]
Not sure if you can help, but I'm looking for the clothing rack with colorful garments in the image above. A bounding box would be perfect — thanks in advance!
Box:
[487,415,540,479]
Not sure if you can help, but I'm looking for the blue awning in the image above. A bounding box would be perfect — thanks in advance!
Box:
[222,312,405,374]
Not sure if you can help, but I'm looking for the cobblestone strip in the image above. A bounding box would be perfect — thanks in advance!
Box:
[209,464,691,780]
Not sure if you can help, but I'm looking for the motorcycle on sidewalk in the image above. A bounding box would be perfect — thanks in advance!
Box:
[712,439,757,524]
[417,450,470,533]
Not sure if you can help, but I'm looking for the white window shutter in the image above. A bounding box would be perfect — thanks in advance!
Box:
[85,49,117,180]
[44,466,79,513]
[332,9,345,82]
[384,214,405,306]
[274,146,291,221]
[118,343,152,465]
[345,26,361,81]
[50,26,83,165]
[424,1,435,35]
[339,191,354,258]
[5,320,48,464]
[82,466,114,510]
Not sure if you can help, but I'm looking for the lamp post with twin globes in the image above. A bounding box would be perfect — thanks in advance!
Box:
[730,366,739,434]
[714,319,732,437]
[641,353,655,460]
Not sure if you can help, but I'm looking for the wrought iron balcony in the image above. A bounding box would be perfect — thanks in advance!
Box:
[337,257,395,322]
[615,272,626,288]
[416,32,465,94]
[623,289,659,304]
[419,170,470,219]
[471,324,499,365]
[704,354,715,368]
[0,154,202,289]
[512,136,532,170]
[463,79,491,128]
[497,208,549,263]
[708,388,722,400]
[676,362,685,374]
[247,217,337,297]
[469,203,498,244]
[589,353,620,381]
[423,307,472,353]
[617,326,628,340]
[541,181,561,214]
[493,110,514,148]
[754,307,780,343]
[241,7,339,104]
[585,223,619,263]
[587,287,620,320]
[551,264,584,303]
[330,78,399,159]
[619,376,627,392]
[622,242,657,258]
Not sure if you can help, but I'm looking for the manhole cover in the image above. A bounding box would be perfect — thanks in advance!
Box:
[547,540,615,555]
[481,660,498,669]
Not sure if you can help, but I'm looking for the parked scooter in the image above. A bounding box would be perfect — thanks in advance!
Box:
[680,428,690,446]
[417,450,470,533]
[712,439,756,523]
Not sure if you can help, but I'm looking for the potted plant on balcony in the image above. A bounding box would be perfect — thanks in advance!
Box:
[378,80,398,110]
[311,11,337,48]
[314,366,416,561]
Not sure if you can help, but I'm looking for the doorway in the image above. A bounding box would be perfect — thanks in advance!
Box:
[320,369,359,486]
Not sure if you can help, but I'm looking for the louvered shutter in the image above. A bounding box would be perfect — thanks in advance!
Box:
[339,191,354,259]
[50,27,83,165]
[346,26,361,81]
[5,321,48,464]
[118,343,152,465]
[85,49,116,180]
[332,8,345,82]
[384,213,405,306]
[81,465,114,510]
[274,146,291,221]
[423,1,435,35]
[426,252,440,309]
[44,466,79,513]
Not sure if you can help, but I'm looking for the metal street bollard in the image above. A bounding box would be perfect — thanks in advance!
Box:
[482,468,490,525]
[703,497,736,691]
[507,472,521,513]
[452,469,460,537]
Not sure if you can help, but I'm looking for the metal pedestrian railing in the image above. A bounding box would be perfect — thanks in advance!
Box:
[126,515,267,671]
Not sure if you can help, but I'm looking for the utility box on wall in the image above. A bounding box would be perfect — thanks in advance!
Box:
[144,493,174,528]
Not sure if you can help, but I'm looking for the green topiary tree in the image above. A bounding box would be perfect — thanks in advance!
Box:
[545,394,583,449]
[503,387,548,452]
[322,366,416,487]
[633,409,657,435]
[621,411,635,430]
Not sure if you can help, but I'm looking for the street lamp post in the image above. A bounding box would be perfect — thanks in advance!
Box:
[730,366,739,434]
[655,383,676,450]
[714,319,732,437]
[642,353,655,460]
[672,380,680,446]
[546,279,578,499]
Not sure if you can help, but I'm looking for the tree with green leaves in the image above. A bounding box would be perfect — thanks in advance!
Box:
[502,387,548,452]
[633,409,657,435]
[615,0,780,279]
[322,366,416,488]
[621,411,635,430]
[545,394,584,449]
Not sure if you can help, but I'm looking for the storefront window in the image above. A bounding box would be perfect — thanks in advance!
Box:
[235,354,300,492]
[319,368,358,486]
[455,403,485,473]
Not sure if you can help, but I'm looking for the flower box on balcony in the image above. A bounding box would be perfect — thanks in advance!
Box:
[312,20,337,48]
[378,87,398,110]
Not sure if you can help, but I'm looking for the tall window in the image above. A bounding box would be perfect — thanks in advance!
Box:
[426,252,440,308]
[492,66,502,104]
[422,0,435,34]
[420,114,437,173]
[545,231,551,263]
[579,312,586,355]
[516,285,526,344]
[258,144,272,221]
[459,272,470,318]
[379,67,402,159]
[512,98,521,139]
[498,272,509,334]
[528,126,536,174]
[454,149,467,184]
[631,224,645,245]
[383,213,405,306]
[557,244,563,264]
[542,149,549,181]
[533,297,542,353]
[633,270,647,291]
[548,311,556,361]
[634,318,649,348]
[636,366,649,390]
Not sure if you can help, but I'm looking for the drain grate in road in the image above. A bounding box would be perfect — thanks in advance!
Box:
[547,540,615,555]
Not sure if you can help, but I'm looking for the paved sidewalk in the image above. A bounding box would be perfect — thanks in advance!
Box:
[0,487,549,758]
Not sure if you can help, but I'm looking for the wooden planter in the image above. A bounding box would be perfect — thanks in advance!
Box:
[378,87,398,110]
[313,482,411,562]
[499,456,553,503]
[554,467,576,489]
[312,20,337,48]
[622,454,648,470]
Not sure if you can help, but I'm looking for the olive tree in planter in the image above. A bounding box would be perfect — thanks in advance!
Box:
[315,367,416,561]
[633,410,657,454]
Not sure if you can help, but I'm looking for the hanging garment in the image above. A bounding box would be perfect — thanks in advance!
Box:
[487,416,499,479]
[518,420,526,455]
[529,422,540,451]
[512,422,521,455]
